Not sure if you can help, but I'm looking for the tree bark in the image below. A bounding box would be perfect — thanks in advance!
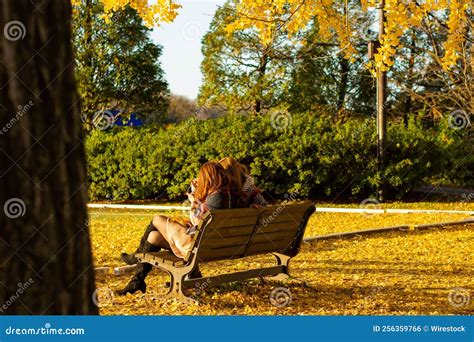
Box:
[254,49,268,114]
[403,31,416,126]
[0,0,97,314]
[81,0,95,129]
[336,55,349,113]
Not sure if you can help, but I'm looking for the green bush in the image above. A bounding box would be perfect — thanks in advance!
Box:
[85,112,472,201]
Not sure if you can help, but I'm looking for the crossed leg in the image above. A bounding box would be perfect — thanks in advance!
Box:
[148,214,187,251]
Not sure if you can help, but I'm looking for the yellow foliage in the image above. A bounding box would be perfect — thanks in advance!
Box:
[71,0,181,27]
[70,0,470,70]
[89,204,473,315]
[229,0,472,72]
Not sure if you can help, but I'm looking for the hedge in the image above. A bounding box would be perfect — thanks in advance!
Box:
[85,112,472,201]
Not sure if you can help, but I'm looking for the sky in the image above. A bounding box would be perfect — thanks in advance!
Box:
[150,0,226,100]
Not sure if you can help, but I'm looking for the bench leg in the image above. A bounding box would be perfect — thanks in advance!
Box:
[264,253,291,281]
[164,269,199,305]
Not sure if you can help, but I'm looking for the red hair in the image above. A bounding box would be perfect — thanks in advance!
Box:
[194,162,228,202]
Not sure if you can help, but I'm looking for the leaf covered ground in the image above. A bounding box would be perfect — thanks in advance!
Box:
[90,203,473,315]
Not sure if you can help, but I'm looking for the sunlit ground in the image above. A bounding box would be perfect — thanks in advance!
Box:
[89,202,473,315]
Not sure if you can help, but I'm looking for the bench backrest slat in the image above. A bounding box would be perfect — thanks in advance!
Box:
[187,201,315,263]
[205,225,255,239]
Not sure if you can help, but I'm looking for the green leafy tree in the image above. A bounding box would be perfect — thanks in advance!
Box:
[199,1,297,114]
[73,0,169,127]
[387,17,472,123]
[287,5,376,117]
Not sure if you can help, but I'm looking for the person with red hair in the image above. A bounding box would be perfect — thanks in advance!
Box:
[117,162,244,296]
[218,156,267,207]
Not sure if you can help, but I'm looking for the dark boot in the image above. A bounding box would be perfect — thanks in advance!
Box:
[116,242,160,296]
[121,221,157,265]
[115,263,150,295]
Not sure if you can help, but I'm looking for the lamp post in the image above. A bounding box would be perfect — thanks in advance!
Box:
[369,0,387,202]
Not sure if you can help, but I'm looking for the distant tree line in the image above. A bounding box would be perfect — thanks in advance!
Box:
[73,0,471,126]
[199,0,472,122]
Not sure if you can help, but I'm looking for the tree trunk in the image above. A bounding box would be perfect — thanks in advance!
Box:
[336,2,349,116]
[0,0,97,314]
[82,0,95,130]
[336,55,349,113]
[403,31,416,126]
[254,50,268,114]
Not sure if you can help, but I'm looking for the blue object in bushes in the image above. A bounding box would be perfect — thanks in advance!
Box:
[109,110,144,127]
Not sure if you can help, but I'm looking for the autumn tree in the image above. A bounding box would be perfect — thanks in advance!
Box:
[0,0,178,314]
[73,0,170,127]
[199,1,298,114]
[287,5,376,116]
[230,0,472,73]
[388,15,472,120]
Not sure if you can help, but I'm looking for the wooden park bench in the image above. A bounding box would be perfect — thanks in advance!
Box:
[136,201,316,303]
